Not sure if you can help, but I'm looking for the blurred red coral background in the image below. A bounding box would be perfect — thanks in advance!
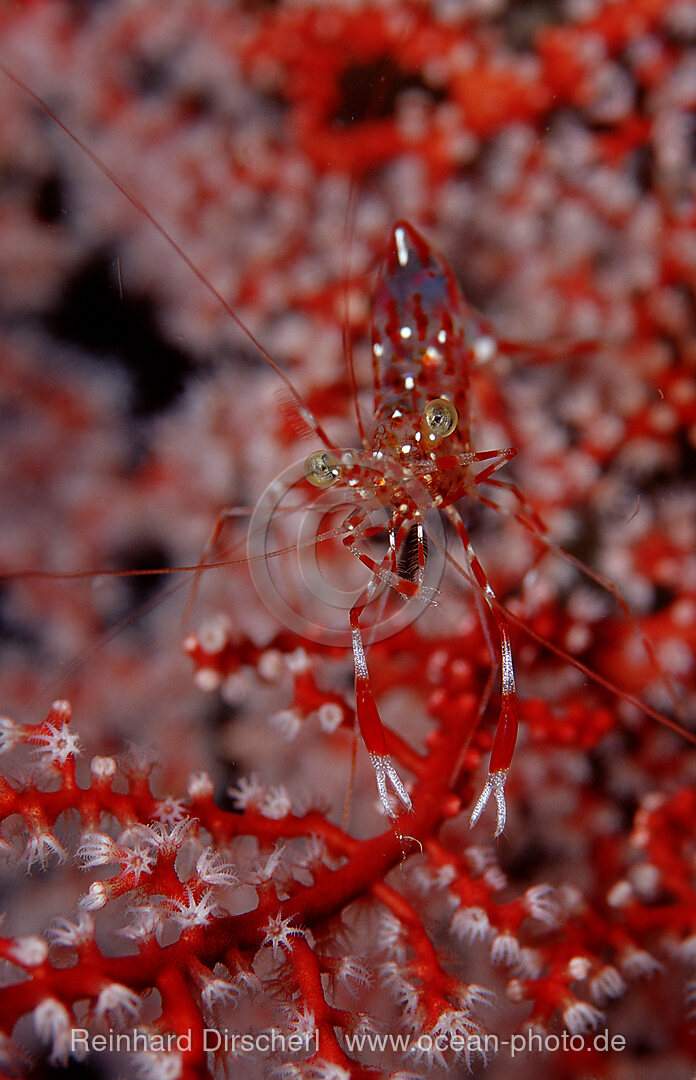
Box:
[0,1,695,1077]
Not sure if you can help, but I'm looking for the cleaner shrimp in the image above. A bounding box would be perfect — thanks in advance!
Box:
[1,3,695,842]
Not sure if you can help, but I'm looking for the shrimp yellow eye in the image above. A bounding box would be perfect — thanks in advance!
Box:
[423,397,458,439]
[304,450,340,487]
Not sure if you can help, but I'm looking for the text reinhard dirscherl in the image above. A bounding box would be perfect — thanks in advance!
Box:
[71,1027,627,1057]
[71,1029,319,1054]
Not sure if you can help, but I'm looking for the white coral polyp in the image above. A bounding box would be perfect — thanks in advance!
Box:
[524,884,561,927]
[33,998,72,1065]
[76,832,116,869]
[136,1049,182,1080]
[90,755,117,780]
[195,847,238,886]
[168,887,221,928]
[307,1063,351,1080]
[408,1008,487,1070]
[23,832,67,872]
[120,904,163,942]
[32,720,81,765]
[562,998,604,1035]
[261,785,292,819]
[378,910,408,957]
[0,716,23,754]
[513,948,544,980]
[262,912,306,959]
[119,845,157,883]
[187,771,214,799]
[457,983,496,1011]
[200,975,238,1012]
[47,913,95,948]
[152,797,190,826]
[80,882,108,911]
[95,983,141,1022]
[283,1003,316,1041]
[270,708,302,740]
[490,930,521,967]
[379,962,421,1022]
[450,905,491,943]
[464,845,498,876]
[228,773,264,810]
[317,702,344,732]
[336,955,371,994]
[9,935,48,967]
[256,841,290,884]
[590,965,626,1004]
[139,818,195,851]
[620,946,663,979]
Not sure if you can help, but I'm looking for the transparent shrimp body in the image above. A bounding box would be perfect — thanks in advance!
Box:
[370,222,474,496]
[308,222,518,833]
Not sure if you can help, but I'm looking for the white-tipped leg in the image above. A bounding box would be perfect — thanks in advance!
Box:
[370,753,412,817]
[469,769,509,837]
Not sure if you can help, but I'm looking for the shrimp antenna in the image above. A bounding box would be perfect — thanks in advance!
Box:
[338,34,416,451]
[340,180,368,447]
[0,63,337,453]
[434,542,696,748]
